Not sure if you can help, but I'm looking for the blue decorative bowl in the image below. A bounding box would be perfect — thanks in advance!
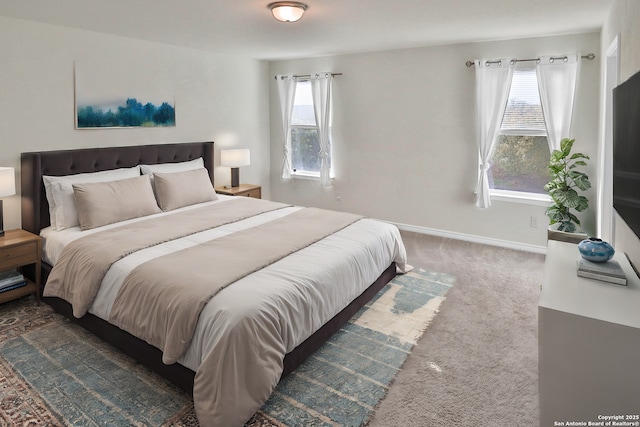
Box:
[578,237,615,263]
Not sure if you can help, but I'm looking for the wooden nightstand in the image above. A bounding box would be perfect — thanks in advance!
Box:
[214,184,261,199]
[0,229,41,305]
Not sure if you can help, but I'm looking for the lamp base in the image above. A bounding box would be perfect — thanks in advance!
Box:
[230,168,240,188]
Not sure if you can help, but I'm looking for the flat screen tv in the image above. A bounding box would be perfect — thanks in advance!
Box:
[613,69,640,239]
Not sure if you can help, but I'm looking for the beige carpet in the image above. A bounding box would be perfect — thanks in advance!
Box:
[367,231,544,426]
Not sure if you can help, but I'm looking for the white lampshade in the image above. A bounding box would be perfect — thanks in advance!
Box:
[220,149,251,168]
[269,1,307,23]
[0,167,16,198]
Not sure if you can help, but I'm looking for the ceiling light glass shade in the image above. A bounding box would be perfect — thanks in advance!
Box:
[269,1,307,23]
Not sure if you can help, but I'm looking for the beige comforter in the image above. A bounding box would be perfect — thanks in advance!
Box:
[109,206,363,365]
[44,197,289,317]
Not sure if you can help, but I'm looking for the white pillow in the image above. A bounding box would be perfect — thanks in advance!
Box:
[73,175,161,230]
[153,168,217,211]
[43,166,141,230]
[140,158,204,177]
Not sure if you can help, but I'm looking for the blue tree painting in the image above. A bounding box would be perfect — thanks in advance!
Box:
[77,98,175,128]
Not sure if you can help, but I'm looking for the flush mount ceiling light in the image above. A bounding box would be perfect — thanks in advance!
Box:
[269,1,308,23]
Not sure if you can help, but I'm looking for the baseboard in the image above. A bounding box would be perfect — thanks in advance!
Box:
[390,221,547,254]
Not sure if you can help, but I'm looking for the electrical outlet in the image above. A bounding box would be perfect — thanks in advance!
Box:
[530,216,539,228]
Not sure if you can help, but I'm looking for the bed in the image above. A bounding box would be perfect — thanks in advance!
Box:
[20,141,408,426]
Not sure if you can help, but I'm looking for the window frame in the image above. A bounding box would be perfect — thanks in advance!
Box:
[288,80,333,180]
[289,124,326,178]
[488,66,551,203]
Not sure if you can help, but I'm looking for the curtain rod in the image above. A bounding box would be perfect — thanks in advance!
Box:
[465,53,595,68]
[274,73,343,80]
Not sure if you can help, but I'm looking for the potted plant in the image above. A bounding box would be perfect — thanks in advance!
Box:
[545,138,591,235]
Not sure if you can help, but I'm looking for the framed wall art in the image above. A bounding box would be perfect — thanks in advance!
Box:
[74,62,176,129]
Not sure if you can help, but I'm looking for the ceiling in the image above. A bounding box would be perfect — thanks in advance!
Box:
[0,0,614,61]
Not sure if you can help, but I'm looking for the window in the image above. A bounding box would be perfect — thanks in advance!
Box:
[290,80,331,177]
[488,65,550,196]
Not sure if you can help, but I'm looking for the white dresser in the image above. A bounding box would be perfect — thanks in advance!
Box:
[539,240,640,426]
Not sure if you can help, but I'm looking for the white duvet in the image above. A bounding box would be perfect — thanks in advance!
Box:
[41,196,408,426]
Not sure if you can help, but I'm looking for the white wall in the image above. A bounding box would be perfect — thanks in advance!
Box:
[269,33,600,249]
[0,16,604,250]
[0,16,270,231]
[602,0,640,269]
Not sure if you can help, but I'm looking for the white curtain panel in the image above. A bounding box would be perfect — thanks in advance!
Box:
[276,75,297,180]
[474,59,514,208]
[536,54,581,152]
[310,72,333,188]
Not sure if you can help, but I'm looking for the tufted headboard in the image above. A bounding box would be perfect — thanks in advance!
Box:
[21,141,214,235]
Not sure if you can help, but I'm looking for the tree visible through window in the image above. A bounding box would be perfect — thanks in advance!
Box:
[290,80,330,175]
[489,65,550,195]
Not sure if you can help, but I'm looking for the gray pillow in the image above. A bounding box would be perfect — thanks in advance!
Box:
[73,175,161,230]
[153,168,217,211]
[43,166,141,230]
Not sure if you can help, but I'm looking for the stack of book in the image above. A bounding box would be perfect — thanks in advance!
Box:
[0,270,27,293]
[576,256,627,286]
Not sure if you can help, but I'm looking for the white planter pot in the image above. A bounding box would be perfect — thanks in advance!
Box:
[547,223,588,244]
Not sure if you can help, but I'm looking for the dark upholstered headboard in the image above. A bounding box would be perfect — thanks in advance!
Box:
[21,141,214,235]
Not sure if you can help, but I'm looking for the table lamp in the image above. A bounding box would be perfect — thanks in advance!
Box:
[220,149,250,188]
[0,167,16,237]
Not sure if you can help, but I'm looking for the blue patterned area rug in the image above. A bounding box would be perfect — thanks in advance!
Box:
[0,268,453,426]
[253,268,455,426]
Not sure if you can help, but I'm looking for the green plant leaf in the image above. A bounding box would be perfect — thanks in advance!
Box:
[560,138,575,154]
[569,160,588,169]
[574,196,589,212]
[556,188,581,209]
[545,179,563,189]
[550,150,565,163]
[569,171,591,191]
[557,221,577,233]
[547,206,565,223]
[548,164,564,174]
[567,212,581,225]
[570,153,589,160]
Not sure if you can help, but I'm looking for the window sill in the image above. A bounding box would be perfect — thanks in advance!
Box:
[291,171,319,180]
[490,189,552,206]
[290,171,335,181]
